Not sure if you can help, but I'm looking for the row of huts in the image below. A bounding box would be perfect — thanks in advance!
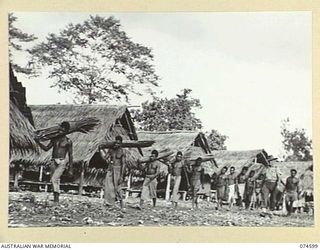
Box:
[9,66,314,199]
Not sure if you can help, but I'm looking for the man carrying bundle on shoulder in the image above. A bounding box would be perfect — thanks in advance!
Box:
[186,157,205,210]
[35,121,73,204]
[243,167,264,210]
[137,150,162,210]
[236,166,249,208]
[99,135,126,211]
[169,151,187,208]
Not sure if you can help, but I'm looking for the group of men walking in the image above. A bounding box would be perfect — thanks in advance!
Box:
[214,158,301,215]
[35,123,301,216]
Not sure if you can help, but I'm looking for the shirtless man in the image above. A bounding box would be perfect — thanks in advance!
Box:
[138,150,161,209]
[99,135,126,210]
[216,166,229,210]
[227,166,238,209]
[237,167,249,208]
[284,169,300,216]
[35,121,73,203]
[187,157,204,210]
[170,151,186,208]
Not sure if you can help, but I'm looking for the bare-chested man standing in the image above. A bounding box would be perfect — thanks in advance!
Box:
[35,121,73,203]
[138,150,161,209]
[284,169,300,216]
[99,135,126,210]
[187,157,205,210]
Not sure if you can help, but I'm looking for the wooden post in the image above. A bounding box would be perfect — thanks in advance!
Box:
[78,162,85,195]
[165,173,171,201]
[13,163,19,191]
[39,165,43,182]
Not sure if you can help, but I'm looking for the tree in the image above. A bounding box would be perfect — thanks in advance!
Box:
[134,88,202,131]
[281,118,312,161]
[9,13,38,75]
[206,129,228,150]
[28,15,159,104]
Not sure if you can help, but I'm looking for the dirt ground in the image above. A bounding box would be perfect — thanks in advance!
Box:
[8,191,314,227]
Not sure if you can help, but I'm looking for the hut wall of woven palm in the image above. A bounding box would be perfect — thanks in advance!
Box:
[273,161,313,192]
[30,105,140,166]
[210,149,269,174]
[9,100,40,158]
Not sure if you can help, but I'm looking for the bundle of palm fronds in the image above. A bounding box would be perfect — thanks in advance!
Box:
[139,148,174,163]
[185,154,216,163]
[35,117,100,141]
[99,140,155,149]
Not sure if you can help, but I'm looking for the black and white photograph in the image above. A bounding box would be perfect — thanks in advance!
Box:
[8,11,313,228]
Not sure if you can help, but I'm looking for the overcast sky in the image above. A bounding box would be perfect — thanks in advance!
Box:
[11,12,312,157]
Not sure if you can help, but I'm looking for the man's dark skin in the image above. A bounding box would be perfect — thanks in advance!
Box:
[284,169,300,215]
[35,123,73,202]
[187,158,205,210]
[138,152,160,208]
[35,127,73,167]
[99,136,126,209]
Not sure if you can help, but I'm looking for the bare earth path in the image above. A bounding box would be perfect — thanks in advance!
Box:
[8,192,314,227]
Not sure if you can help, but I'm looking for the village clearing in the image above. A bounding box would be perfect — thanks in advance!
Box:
[8,192,313,227]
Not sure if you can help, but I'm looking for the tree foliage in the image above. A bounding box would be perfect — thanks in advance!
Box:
[134,89,202,131]
[9,13,37,75]
[281,118,312,161]
[205,129,228,150]
[28,15,159,104]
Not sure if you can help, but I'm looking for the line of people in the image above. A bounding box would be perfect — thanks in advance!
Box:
[36,126,301,216]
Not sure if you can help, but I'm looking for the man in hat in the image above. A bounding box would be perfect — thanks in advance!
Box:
[169,151,186,208]
[261,155,281,213]
[137,149,162,209]
[35,121,73,203]
[99,135,126,210]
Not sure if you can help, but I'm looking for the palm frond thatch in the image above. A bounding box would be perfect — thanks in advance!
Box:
[30,105,140,167]
[35,117,100,141]
[210,149,269,174]
[10,101,39,156]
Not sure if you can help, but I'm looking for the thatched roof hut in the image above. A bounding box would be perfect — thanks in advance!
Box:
[137,130,216,175]
[30,105,141,187]
[10,101,39,157]
[210,149,269,174]
[31,105,138,164]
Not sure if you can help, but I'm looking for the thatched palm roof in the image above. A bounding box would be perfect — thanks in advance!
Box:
[30,105,140,166]
[10,101,39,157]
[138,130,211,153]
[137,130,216,175]
[211,149,269,174]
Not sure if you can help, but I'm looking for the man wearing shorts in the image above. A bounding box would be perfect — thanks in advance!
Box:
[227,166,237,209]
